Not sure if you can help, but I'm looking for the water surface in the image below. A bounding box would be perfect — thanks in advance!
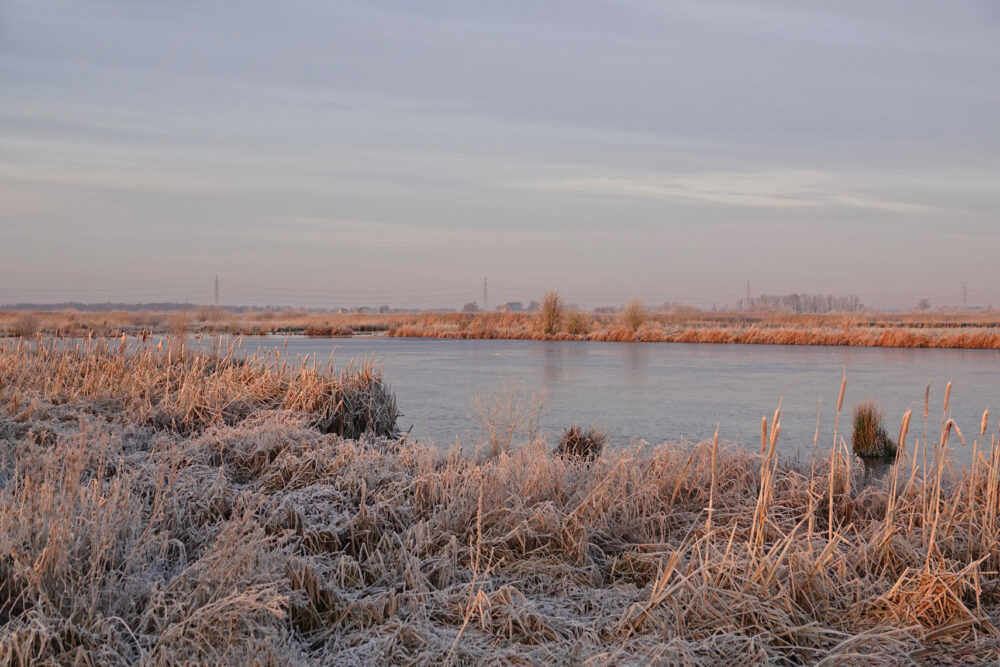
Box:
[228,336,999,464]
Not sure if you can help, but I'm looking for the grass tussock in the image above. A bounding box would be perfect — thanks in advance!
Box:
[852,400,898,460]
[555,424,607,461]
[2,339,1000,663]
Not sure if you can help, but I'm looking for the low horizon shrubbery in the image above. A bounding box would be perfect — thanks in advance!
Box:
[3,306,1000,349]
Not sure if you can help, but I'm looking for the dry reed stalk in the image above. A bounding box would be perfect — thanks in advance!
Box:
[883,410,912,536]
[706,426,719,534]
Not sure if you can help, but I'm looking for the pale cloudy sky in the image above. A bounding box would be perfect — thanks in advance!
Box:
[2,1,999,309]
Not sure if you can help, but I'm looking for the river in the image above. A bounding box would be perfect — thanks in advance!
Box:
[215,335,1000,465]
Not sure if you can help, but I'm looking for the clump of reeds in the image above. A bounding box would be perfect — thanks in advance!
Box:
[851,400,897,459]
[554,424,607,460]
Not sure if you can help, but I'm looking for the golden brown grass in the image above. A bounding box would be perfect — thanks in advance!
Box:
[5,308,1000,349]
[0,336,398,438]
[2,337,1000,663]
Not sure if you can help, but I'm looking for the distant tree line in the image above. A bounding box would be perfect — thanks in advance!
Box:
[737,294,863,313]
[0,302,208,313]
[0,302,421,314]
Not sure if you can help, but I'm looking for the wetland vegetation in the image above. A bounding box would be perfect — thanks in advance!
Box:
[2,336,1000,663]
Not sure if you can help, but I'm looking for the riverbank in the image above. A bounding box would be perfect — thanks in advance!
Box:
[2,338,1000,663]
[4,308,1000,349]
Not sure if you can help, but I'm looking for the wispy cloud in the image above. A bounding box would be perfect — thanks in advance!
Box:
[524,170,936,214]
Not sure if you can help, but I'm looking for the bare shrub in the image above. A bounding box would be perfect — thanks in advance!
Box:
[539,290,563,336]
[565,310,590,336]
[621,298,647,332]
[7,313,40,337]
[468,380,548,456]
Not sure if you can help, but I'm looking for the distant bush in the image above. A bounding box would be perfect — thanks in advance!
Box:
[539,291,564,336]
[851,401,897,460]
[8,313,39,337]
[565,310,590,335]
[621,298,646,332]
[555,424,607,461]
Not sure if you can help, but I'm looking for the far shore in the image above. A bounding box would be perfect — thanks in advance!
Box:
[3,307,1000,350]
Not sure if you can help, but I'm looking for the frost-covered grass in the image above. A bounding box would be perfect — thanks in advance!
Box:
[1,337,1000,664]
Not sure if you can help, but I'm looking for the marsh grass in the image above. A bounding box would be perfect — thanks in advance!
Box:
[2,339,1000,663]
[5,308,1000,349]
[0,336,398,439]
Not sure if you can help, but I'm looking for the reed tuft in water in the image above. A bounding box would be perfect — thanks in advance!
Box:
[554,423,607,461]
[851,400,897,460]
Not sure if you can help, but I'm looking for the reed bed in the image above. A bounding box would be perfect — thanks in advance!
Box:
[2,339,1000,664]
[389,313,1000,349]
[5,308,1000,349]
[0,336,398,439]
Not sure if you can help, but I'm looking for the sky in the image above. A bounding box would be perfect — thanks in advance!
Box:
[1,1,999,310]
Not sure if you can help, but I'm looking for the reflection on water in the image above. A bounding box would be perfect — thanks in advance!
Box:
[199,335,1000,464]
[541,344,562,389]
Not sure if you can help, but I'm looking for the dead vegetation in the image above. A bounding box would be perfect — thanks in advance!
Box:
[852,400,898,460]
[468,380,548,457]
[555,424,607,461]
[4,307,1000,349]
[2,338,1000,664]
